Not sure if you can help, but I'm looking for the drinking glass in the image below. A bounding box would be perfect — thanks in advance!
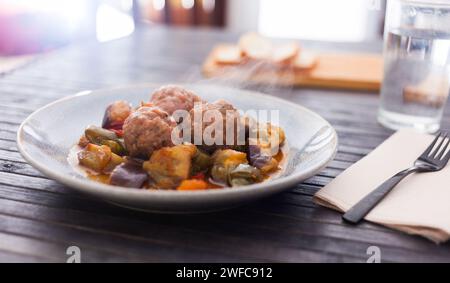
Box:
[378,0,450,133]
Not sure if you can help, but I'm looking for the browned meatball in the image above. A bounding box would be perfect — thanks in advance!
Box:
[102,100,132,129]
[123,106,176,158]
[150,85,203,115]
[189,99,245,153]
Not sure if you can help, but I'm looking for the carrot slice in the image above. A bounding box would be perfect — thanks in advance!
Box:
[177,179,208,191]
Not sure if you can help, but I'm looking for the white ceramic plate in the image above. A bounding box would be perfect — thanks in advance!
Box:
[17,84,337,213]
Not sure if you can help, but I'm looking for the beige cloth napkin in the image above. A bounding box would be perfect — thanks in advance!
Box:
[314,129,450,243]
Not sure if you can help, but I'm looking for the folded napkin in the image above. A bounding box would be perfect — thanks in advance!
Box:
[314,129,450,243]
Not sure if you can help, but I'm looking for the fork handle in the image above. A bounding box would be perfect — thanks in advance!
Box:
[342,166,421,224]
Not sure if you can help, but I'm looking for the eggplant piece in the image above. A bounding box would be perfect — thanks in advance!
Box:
[84,125,126,155]
[110,159,148,188]
[78,144,123,173]
[228,164,262,187]
[246,122,284,174]
[248,143,279,173]
[143,144,197,189]
[191,149,213,175]
[102,100,132,129]
[210,149,248,184]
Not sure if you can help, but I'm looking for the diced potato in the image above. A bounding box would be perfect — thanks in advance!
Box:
[103,152,124,174]
[78,144,112,172]
[143,144,197,189]
[78,143,123,173]
[259,157,279,173]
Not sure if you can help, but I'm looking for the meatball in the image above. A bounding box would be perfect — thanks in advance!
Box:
[189,99,245,153]
[102,100,132,129]
[150,85,203,115]
[123,106,176,158]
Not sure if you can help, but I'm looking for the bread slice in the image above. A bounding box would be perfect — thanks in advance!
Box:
[238,32,273,61]
[272,43,300,65]
[214,45,243,65]
[293,51,318,70]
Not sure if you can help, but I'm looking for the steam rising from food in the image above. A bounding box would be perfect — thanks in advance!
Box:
[194,32,318,96]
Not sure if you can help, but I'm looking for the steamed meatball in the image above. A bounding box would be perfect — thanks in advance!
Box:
[189,99,244,153]
[150,85,203,115]
[123,107,176,158]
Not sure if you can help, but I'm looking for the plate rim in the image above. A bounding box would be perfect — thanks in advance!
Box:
[16,83,338,199]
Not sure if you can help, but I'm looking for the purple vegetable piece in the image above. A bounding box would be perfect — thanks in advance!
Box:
[248,144,271,168]
[110,159,148,188]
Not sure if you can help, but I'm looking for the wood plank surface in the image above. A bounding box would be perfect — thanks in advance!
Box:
[0,26,449,262]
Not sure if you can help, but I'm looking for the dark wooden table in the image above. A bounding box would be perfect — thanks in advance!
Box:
[1,26,450,263]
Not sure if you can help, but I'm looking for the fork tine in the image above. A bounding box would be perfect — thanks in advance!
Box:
[444,144,450,163]
[431,133,447,158]
[436,134,450,160]
[423,132,441,157]
[437,136,450,160]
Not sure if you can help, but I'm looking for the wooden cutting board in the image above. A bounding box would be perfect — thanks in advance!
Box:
[202,44,383,92]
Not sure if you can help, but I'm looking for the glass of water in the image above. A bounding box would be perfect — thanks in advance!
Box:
[378,0,450,133]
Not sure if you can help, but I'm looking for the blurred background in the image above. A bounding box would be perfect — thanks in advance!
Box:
[0,0,386,57]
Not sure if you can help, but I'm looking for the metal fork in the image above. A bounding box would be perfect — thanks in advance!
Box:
[342,132,450,224]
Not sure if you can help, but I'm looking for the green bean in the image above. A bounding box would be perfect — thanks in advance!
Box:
[85,125,117,144]
[84,125,126,155]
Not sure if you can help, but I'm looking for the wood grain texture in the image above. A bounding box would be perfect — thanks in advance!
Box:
[203,44,383,91]
[0,26,449,262]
